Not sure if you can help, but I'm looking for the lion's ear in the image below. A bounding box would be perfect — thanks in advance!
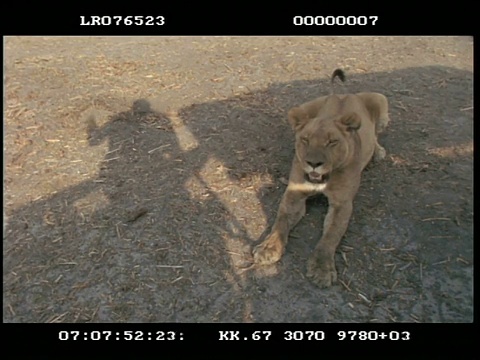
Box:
[337,112,361,132]
[288,107,309,132]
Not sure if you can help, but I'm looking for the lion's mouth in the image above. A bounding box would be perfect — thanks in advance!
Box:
[305,172,329,184]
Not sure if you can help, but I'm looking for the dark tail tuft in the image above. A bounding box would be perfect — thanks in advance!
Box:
[331,68,346,83]
[330,68,346,94]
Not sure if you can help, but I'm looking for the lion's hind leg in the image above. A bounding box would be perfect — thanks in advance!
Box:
[359,92,389,161]
[373,93,390,136]
[373,96,389,161]
[375,111,389,135]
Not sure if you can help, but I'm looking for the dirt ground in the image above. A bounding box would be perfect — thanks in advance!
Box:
[4,36,473,323]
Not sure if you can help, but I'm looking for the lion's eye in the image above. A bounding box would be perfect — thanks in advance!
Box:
[328,139,339,146]
[300,136,309,144]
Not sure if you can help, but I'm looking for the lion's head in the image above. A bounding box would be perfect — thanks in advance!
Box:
[288,106,361,184]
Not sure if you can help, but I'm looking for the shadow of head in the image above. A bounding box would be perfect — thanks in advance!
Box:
[86,98,172,147]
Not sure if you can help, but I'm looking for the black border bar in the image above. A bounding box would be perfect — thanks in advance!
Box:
[1,5,474,35]
[3,322,476,356]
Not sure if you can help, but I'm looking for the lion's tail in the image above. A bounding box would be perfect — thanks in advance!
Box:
[330,68,346,95]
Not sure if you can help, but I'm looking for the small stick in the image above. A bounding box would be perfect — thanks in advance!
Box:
[395,101,408,112]
[338,279,352,292]
[421,217,451,222]
[102,157,120,162]
[148,144,171,154]
[358,293,372,304]
[432,257,451,265]
[170,276,183,284]
[48,312,69,323]
[8,304,15,316]
[105,147,121,155]
[410,314,420,323]
[116,223,122,241]
[156,265,184,268]
[91,306,100,321]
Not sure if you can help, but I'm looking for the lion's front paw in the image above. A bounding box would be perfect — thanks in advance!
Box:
[253,233,285,265]
[306,255,337,288]
[373,144,386,161]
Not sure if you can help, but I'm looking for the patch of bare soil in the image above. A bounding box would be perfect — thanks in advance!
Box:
[4,36,473,323]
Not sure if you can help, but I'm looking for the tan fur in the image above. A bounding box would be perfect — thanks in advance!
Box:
[253,69,390,288]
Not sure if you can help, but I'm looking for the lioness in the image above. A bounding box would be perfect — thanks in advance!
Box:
[253,69,390,288]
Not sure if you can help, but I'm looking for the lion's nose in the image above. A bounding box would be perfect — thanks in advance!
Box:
[307,161,323,169]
